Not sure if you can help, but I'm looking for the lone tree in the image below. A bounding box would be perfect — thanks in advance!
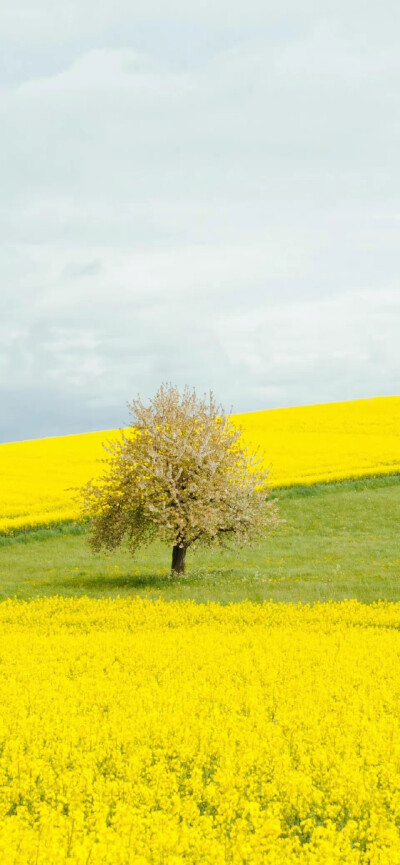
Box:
[80,384,279,575]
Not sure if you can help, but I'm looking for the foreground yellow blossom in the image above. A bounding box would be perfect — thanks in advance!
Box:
[1,597,400,863]
[0,396,398,533]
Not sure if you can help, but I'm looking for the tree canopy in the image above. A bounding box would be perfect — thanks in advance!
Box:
[80,384,279,573]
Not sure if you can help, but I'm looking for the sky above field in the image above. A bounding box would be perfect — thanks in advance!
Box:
[1,1,399,441]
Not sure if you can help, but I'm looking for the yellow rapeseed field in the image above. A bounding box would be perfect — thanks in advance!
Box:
[1,597,400,864]
[0,396,398,533]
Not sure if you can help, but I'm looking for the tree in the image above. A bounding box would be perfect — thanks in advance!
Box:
[80,384,279,575]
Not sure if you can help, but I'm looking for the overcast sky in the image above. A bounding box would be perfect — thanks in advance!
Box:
[1,1,399,442]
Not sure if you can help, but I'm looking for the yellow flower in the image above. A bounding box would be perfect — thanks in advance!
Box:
[1,597,400,862]
[1,396,398,533]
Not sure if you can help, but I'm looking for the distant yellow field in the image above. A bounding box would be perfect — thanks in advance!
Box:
[0,396,398,533]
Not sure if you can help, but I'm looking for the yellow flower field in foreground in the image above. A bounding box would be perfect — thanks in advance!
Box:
[1,597,400,864]
[0,396,398,533]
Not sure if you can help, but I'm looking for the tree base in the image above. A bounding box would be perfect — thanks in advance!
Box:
[171,544,187,575]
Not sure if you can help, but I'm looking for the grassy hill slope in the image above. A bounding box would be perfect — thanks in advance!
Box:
[1,474,399,604]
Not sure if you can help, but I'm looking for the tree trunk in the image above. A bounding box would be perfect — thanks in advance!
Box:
[171,544,187,575]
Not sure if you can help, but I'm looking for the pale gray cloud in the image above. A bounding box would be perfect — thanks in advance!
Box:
[0,0,399,441]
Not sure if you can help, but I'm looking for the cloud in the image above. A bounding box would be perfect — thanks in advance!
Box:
[0,3,399,440]
[216,287,400,398]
